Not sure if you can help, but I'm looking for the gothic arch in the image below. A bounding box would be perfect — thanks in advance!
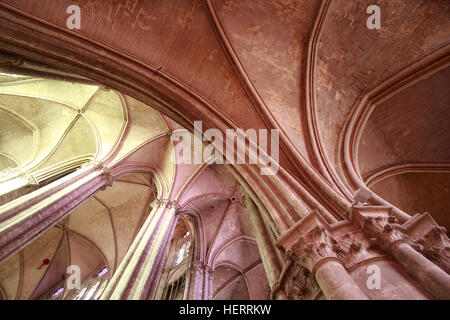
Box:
[340,45,450,222]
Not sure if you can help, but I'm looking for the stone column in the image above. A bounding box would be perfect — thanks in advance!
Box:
[101,200,180,300]
[392,242,450,299]
[412,225,450,274]
[186,263,214,300]
[242,188,283,289]
[0,162,110,264]
[202,265,215,300]
[147,205,181,300]
[0,168,37,206]
[276,211,368,300]
[186,261,205,300]
[207,268,215,300]
[355,208,450,299]
[202,264,209,300]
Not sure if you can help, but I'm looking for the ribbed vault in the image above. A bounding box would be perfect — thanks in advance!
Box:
[0,75,127,182]
[0,172,156,300]
[0,0,448,301]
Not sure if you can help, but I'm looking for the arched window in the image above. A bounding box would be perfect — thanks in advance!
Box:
[83,281,101,300]
[68,266,109,300]
[173,238,191,267]
[50,287,64,300]
[97,267,108,277]
[175,243,187,265]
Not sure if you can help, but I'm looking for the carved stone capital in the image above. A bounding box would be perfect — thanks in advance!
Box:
[288,226,339,271]
[411,226,450,273]
[276,211,342,272]
[0,167,24,182]
[25,174,38,186]
[101,166,114,187]
[399,212,450,275]
[277,210,383,273]
[287,265,310,299]
[168,200,181,211]
[353,206,407,251]
[190,261,204,273]
[331,231,375,268]
[271,259,320,300]
[284,262,315,300]
[0,167,39,187]
[152,198,170,208]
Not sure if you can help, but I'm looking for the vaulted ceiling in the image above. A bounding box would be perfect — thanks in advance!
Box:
[0,172,156,300]
[179,164,270,300]
[359,67,450,177]
[0,71,179,299]
[357,58,450,229]
[0,71,270,300]
[0,0,448,300]
[0,0,446,199]
[0,75,129,180]
[316,0,449,175]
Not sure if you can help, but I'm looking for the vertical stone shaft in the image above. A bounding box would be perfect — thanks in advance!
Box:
[101,201,178,300]
[202,266,209,299]
[314,260,368,300]
[276,211,369,300]
[391,242,450,299]
[207,268,214,300]
[243,190,283,288]
[0,164,109,264]
[187,262,204,300]
[356,209,450,299]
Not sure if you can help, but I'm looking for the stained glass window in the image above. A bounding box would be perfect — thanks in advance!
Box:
[175,243,187,265]
[97,267,108,277]
[69,265,109,300]
[51,287,64,299]
[83,281,100,300]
